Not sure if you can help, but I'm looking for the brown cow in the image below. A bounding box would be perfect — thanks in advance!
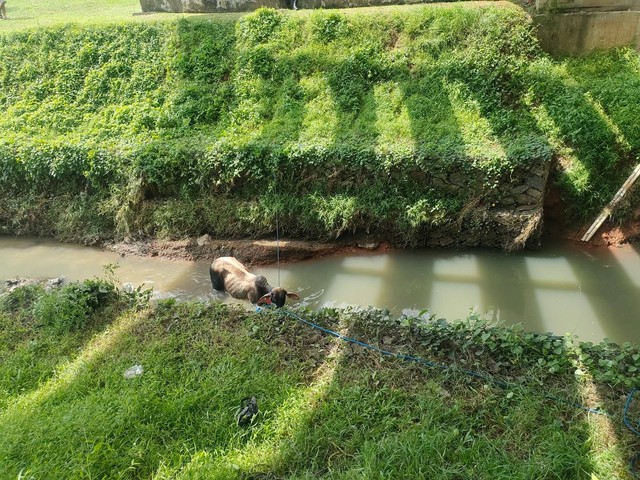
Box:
[210,256,299,308]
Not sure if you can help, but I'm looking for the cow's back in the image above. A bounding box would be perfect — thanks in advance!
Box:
[210,257,258,301]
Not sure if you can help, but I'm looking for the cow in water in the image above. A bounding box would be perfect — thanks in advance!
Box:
[209,256,300,308]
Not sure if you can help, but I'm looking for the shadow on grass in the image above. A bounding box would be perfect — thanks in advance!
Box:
[2,297,637,478]
[0,291,132,405]
[201,311,611,479]
[563,49,640,158]
[526,55,638,219]
[0,302,324,478]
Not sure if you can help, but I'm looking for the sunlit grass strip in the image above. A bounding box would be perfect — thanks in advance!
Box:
[149,317,348,479]
[232,331,345,467]
[0,309,142,421]
[0,300,317,478]
[577,374,632,478]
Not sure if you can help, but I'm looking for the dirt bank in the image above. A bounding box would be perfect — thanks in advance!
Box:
[103,211,640,266]
[543,185,640,248]
[102,184,640,265]
[103,234,390,266]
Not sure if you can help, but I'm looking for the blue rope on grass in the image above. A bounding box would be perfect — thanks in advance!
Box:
[282,309,512,388]
[625,389,640,437]
[279,309,640,438]
[626,389,640,479]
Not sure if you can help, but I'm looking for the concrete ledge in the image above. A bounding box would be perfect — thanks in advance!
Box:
[139,0,285,13]
[295,0,426,8]
[534,10,640,55]
[139,0,436,12]
[536,0,640,13]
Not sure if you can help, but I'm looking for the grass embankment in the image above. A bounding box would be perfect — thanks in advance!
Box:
[0,0,162,31]
[1,280,639,478]
[1,4,639,245]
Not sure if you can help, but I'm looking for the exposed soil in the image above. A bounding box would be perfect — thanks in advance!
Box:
[542,183,640,248]
[103,185,640,265]
[102,211,640,266]
[104,234,391,266]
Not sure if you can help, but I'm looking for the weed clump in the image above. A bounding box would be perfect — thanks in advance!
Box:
[32,280,117,332]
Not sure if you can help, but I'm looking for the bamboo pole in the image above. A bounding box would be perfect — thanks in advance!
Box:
[581,163,640,242]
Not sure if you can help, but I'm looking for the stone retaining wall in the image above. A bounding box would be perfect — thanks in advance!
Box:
[405,158,550,250]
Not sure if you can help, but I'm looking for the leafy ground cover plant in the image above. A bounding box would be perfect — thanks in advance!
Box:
[1,4,638,244]
[0,282,639,478]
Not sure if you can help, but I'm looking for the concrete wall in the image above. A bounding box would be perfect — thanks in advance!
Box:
[140,0,432,12]
[532,0,640,56]
[535,0,640,13]
[534,10,640,55]
[139,0,284,13]
[295,0,425,9]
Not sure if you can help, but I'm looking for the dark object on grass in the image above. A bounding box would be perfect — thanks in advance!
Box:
[236,396,258,427]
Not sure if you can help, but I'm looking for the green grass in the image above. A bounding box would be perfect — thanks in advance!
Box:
[1,1,639,244]
[0,0,217,32]
[1,282,639,479]
[0,3,550,245]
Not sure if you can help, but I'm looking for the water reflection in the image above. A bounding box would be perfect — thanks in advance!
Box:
[1,236,639,344]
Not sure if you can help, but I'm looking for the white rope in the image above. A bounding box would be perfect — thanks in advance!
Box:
[274,170,281,287]
[276,203,281,287]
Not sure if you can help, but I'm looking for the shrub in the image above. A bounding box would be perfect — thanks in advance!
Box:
[0,284,44,314]
[32,280,117,332]
[311,11,349,43]
[236,8,285,46]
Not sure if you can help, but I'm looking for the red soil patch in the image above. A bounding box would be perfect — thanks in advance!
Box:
[543,184,640,247]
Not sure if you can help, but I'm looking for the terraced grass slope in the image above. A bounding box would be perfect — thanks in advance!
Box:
[1,3,639,245]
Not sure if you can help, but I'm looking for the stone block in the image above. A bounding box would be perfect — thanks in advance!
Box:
[511,184,530,195]
[525,175,546,191]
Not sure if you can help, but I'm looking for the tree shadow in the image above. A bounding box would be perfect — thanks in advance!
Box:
[562,245,640,345]
[0,303,321,478]
[3,295,636,478]
[222,311,608,479]
[0,287,135,405]
[563,49,640,160]
[525,56,635,216]
[474,249,546,333]
[0,307,151,474]
[252,245,639,345]
[569,239,640,480]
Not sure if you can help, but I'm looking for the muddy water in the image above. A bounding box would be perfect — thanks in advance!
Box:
[1,236,639,344]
